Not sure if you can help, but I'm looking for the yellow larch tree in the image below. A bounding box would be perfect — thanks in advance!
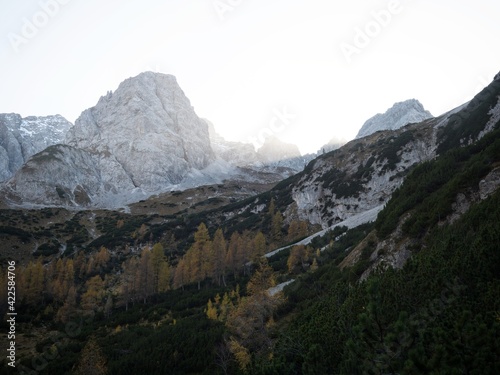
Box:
[211,228,227,286]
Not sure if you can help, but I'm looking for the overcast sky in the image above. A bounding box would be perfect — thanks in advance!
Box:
[1,0,499,154]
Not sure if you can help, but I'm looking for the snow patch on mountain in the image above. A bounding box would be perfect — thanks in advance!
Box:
[266,205,384,258]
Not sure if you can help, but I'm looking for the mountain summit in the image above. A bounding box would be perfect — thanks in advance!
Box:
[66,72,215,189]
[257,136,301,162]
[3,73,217,207]
[356,99,432,139]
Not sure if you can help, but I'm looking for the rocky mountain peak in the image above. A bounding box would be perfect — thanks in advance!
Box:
[257,135,301,162]
[319,136,346,154]
[65,72,215,190]
[355,99,433,139]
[206,121,312,174]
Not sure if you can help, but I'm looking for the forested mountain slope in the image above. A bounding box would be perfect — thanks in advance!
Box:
[263,121,500,375]
[0,74,499,374]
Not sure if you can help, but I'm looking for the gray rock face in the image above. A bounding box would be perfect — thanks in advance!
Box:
[289,110,446,228]
[0,113,72,181]
[206,119,261,167]
[4,144,105,206]
[207,122,313,175]
[287,77,500,229]
[66,72,215,189]
[479,167,500,200]
[3,144,143,207]
[3,72,218,207]
[355,99,433,139]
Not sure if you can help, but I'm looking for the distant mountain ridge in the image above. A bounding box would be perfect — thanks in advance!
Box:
[356,99,433,139]
[0,113,72,181]
[207,120,315,174]
[1,74,481,211]
[257,135,301,162]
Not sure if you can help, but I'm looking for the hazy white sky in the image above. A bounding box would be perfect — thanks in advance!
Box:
[1,0,499,154]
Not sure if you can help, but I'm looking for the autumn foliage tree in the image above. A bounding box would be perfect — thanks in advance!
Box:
[56,285,77,323]
[184,223,212,289]
[173,257,187,290]
[287,244,313,273]
[211,228,227,286]
[236,232,252,276]
[81,275,105,311]
[119,257,139,310]
[74,336,107,375]
[268,198,276,217]
[150,243,170,294]
[287,220,309,242]
[251,231,267,261]
[51,258,75,303]
[246,258,276,296]
[18,259,45,306]
[118,243,171,307]
[174,224,231,290]
[225,232,240,279]
[226,259,283,371]
[137,247,153,303]
[205,286,241,322]
[271,211,284,243]
[94,246,110,273]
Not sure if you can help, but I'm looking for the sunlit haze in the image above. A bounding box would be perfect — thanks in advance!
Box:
[1,0,499,154]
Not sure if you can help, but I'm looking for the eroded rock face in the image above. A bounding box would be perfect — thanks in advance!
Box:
[290,122,438,228]
[2,73,219,207]
[0,113,72,181]
[479,167,500,200]
[288,82,498,229]
[3,144,142,207]
[356,99,433,139]
[66,72,215,189]
[206,119,261,167]
[207,121,314,176]
[286,99,434,228]
[4,145,103,206]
